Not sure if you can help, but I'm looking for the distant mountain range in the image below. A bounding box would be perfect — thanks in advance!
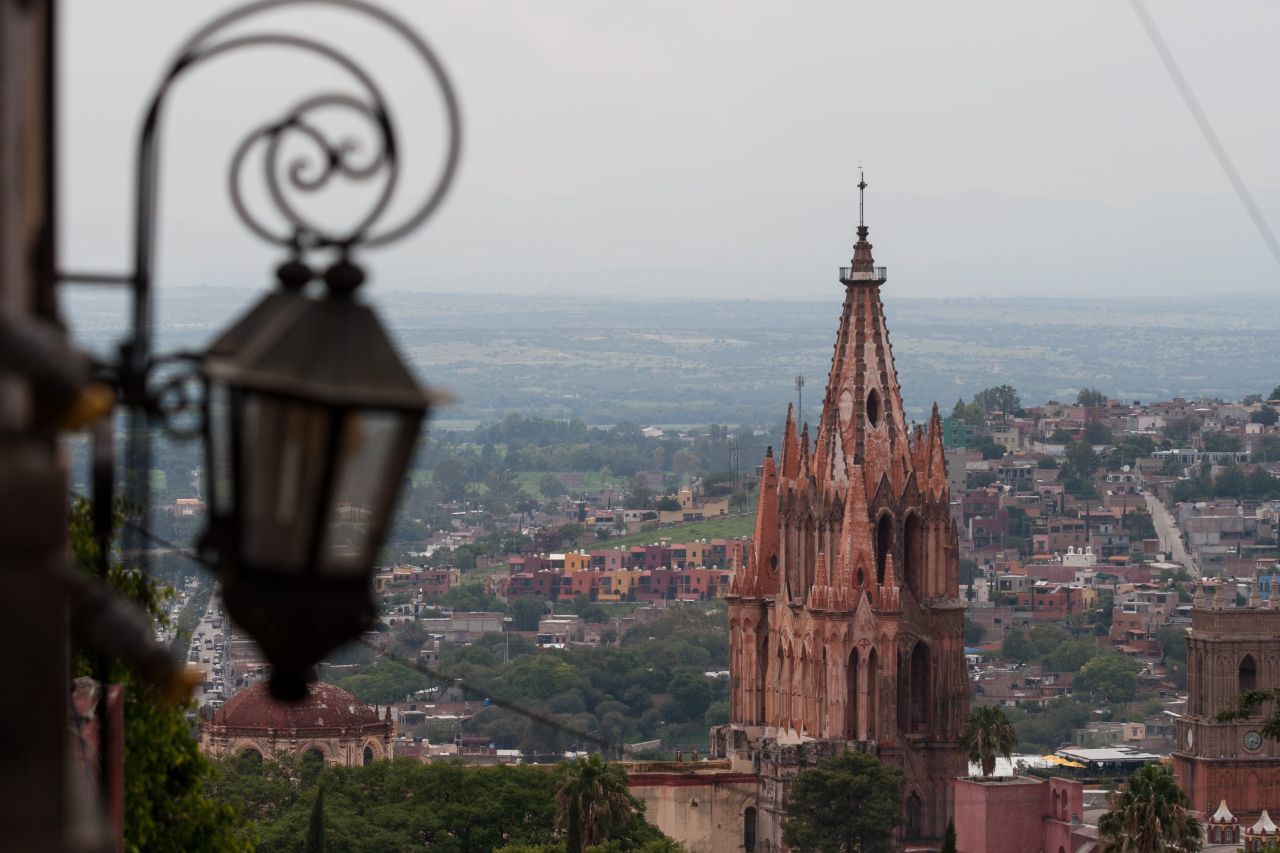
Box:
[61,288,1280,429]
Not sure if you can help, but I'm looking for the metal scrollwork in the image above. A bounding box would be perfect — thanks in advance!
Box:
[164,0,462,261]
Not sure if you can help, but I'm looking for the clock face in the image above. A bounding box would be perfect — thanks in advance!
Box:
[1245,731,1263,752]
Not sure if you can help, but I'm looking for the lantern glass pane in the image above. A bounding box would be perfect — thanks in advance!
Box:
[237,392,332,572]
[207,382,233,517]
[320,409,417,576]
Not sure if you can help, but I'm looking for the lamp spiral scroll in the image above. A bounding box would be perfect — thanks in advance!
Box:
[167,0,463,270]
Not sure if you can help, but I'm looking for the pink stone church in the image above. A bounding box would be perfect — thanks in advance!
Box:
[713,178,968,849]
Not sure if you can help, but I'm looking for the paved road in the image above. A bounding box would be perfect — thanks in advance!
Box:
[1145,492,1195,574]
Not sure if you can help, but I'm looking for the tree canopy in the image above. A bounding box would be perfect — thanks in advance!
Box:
[781,751,905,853]
[1097,763,1200,853]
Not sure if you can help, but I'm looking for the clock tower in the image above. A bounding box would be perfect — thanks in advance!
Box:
[1173,579,1280,821]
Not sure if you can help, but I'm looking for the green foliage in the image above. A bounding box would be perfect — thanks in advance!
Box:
[304,786,325,853]
[1001,624,1071,665]
[1037,457,1059,469]
[569,594,609,623]
[1083,419,1111,445]
[968,470,998,488]
[962,706,1018,777]
[326,659,429,704]
[942,819,957,853]
[461,605,729,752]
[511,596,548,631]
[973,384,1022,415]
[1001,699,1094,754]
[1203,432,1241,452]
[213,755,569,853]
[952,399,986,425]
[1251,407,1278,426]
[539,474,567,498]
[1163,417,1201,445]
[977,442,1006,461]
[67,500,251,851]
[1077,388,1108,407]
[1217,688,1280,743]
[554,755,642,853]
[1170,463,1280,503]
[654,496,682,511]
[442,583,507,613]
[626,474,653,509]
[959,558,980,586]
[1097,763,1200,853]
[1075,653,1141,704]
[781,751,905,853]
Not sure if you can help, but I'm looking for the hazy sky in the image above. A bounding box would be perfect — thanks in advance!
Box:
[61,1,1280,301]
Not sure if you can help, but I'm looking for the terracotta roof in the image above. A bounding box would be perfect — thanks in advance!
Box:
[212,682,381,731]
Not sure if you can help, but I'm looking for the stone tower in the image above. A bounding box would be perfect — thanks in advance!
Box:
[1173,578,1280,821]
[718,177,968,849]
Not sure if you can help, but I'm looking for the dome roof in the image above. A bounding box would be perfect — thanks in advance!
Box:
[212,682,384,731]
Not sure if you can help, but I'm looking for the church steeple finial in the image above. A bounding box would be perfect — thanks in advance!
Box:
[857,166,868,236]
[843,167,880,280]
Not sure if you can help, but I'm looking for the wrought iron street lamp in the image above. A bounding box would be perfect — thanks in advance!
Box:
[58,0,461,700]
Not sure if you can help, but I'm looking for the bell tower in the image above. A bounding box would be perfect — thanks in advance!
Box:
[1174,578,1280,822]
[720,176,968,849]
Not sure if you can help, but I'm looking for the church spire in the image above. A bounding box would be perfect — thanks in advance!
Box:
[842,169,882,282]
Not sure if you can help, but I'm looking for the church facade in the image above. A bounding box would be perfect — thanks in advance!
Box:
[713,182,968,849]
[1173,579,1280,824]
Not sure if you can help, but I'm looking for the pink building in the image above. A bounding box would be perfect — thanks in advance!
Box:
[953,776,1089,853]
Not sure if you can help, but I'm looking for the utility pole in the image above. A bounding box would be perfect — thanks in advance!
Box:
[795,374,805,427]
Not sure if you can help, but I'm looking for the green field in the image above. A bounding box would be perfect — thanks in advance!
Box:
[602,513,756,548]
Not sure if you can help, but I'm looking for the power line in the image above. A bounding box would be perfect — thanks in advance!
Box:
[1128,0,1280,270]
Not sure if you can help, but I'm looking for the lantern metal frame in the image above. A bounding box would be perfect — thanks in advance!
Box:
[56,0,461,697]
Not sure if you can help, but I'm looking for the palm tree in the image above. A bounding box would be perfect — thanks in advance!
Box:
[554,754,636,852]
[960,706,1017,778]
[1098,763,1201,853]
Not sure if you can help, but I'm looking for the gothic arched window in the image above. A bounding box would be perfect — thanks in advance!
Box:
[904,792,923,840]
[744,806,757,853]
[846,649,860,740]
[876,513,894,584]
[1241,654,1258,696]
[363,745,375,765]
[909,642,931,731]
[903,512,924,598]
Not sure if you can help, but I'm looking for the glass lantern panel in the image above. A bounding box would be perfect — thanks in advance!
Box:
[207,382,233,517]
[237,392,333,572]
[319,409,418,577]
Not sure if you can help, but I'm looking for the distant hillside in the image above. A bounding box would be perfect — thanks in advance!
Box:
[62,288,1280,427]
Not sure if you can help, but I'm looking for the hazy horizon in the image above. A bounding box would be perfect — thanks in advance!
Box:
[61,2,1280,301]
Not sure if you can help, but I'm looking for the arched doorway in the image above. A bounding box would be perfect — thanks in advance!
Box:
[743,806,757,853]
[876,513,894,584]
[904,792,923,840]
[903,512,923,598]
[1241,654,1258,694]
[239,747,262,763]
[304,747,326,765]
[846,649,860,740]
[910,642,931,731]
